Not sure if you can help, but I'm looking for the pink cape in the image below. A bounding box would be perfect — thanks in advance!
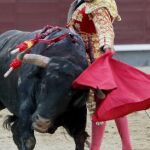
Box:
[73,52,150,121]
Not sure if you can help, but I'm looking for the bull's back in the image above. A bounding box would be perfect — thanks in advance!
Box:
[39,28,87,70]
[0,30,38,54]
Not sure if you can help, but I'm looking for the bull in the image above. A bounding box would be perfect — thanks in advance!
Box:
[0,28,89,150]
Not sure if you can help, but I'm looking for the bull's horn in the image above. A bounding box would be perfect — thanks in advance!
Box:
[23,54,50,67]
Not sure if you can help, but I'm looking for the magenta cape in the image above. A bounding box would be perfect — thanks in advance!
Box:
[73,52,150,121]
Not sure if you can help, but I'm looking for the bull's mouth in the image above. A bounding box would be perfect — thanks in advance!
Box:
[32,122,50,133]
[32,113,52,133]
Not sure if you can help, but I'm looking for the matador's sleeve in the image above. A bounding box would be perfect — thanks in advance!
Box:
[91,8,115,49]
[86,0,121,49]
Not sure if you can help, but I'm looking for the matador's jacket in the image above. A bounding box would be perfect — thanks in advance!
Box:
[67,0,121,115]
[67,0,121,59]
[71,1,150,121]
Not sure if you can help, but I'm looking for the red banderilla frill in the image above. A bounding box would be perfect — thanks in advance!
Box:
[4,58,22,78]
[10,39,39,54]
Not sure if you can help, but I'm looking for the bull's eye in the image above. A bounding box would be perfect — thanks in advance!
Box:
[46,72,51,76]
[49,74,59,79]
[41,82,46,91]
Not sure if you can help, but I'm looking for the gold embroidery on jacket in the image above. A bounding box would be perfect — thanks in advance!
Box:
[68,1,116,59]
[72,3,86,21]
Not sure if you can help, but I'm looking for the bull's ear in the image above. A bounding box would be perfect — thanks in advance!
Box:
[72,90,89,108]
[27,67,44,79]
[61,62,83,78]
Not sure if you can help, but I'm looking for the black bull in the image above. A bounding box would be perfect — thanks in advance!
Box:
[0,28,89,150]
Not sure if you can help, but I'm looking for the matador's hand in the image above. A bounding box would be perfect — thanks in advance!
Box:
[100,45,114,54]
[95,88,106,100]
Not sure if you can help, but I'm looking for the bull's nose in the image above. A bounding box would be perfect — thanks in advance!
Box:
[32,114,50,124]
[32,114,51,133]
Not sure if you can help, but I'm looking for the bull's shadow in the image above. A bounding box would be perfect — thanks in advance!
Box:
[0,27,89,150]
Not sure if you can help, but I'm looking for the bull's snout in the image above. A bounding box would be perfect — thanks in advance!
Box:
[32,114,51,133]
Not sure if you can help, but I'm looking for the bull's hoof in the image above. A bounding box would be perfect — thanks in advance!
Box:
[25,137,36,150]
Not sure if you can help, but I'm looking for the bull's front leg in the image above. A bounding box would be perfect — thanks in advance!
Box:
[74,130,89,150]
[11,100,36,150]
[64,106,88,150]
[0,101,5,111]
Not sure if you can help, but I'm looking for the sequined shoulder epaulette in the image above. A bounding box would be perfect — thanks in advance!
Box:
[86,0,121,21]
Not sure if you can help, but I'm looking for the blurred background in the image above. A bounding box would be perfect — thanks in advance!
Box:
[0,0,149,66]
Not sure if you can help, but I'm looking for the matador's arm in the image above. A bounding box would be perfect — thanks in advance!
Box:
[91,8,115,52]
